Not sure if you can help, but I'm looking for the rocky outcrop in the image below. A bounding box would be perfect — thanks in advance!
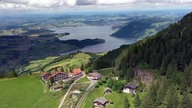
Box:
[134,68,153,84]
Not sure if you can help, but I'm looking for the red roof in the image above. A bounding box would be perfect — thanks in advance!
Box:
[40,72,50,77]
[48,71,67,78]
[72,68,82,75]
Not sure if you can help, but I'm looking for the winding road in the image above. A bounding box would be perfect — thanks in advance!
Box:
[75,81,95,108]
[58,72,85,108]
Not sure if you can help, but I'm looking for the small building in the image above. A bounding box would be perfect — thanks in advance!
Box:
[104,87,112,94]
[123,84,138,94]
[93,97,110,108]
[87,72,102,80]
[40,72,51,80]
[111,77,118,81]
[51,85,63,91]
[72,90,81,94]
[68,68,83,78]
[48,71,68,82]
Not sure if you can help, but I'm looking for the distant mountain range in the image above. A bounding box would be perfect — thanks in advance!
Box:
[111,17,180,39]
[94,11,192,74]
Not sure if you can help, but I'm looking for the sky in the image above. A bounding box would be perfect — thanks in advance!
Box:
[0,0,192,11]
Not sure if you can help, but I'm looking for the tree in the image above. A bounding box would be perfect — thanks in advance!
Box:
[184,62,192,87]
[140,96,153,108]
[10,70,17,77]
[166,59,177,80]
[107,79,113,88]
[112,81,118,91]
[156,80,167,106]
[180,93,192,108]
[124,96,130,108]
[46,79,51,91]
[28,71,32,75]
[160,56,168,75]
[126,67,134,81]
[138,80,144,92]
[134,94,140,107]
[80,64,85,71]
[60,66,64,72]
[166,86,179,108]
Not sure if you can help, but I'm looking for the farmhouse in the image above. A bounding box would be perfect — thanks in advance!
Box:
[68,68,83,78]
[87,72,102,80]
[40,72,51,80]
[104,87,112,94]
[93,97,110,108]
[123,84,138,94]
[48,71,68,82]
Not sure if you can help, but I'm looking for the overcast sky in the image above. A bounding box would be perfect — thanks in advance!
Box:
[0,0,192,10]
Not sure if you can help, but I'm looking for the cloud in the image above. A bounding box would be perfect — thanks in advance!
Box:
[96,0,137,5]
[0,0,192,10]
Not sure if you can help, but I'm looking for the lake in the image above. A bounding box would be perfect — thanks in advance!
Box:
[50,25,136,53]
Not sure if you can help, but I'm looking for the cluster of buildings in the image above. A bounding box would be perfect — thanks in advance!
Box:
[40,68,83,83]
[92,84,138,108]
[93,83,138,107]
[40,67,139,107]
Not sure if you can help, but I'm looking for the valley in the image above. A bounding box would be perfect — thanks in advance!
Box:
[0,9,192,108]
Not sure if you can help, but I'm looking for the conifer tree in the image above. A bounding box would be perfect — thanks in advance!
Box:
[134,94,140,107]
[60,66,64,72]
[167,86,179,108]
[180,93,192,108]
[11,70,17,77]
[124,96,130,108]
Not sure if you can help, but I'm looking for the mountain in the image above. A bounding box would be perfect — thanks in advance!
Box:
[94,11,192,80]
[95,11,192,68]
[94,11,192,108]
[111,17,179,39]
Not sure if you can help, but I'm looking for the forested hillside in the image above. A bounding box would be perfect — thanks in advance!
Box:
[94,12,192,107]
[111,17,179,39]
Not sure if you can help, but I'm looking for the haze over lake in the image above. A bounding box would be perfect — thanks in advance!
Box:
[50,25,136,53]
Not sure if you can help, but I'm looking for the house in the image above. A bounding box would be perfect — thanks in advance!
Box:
[93,97,110,108]
[68,68,83,78]
[48,71,68,82]
[51,85,63,91]
[104,87,112,94]
[40,72,51,80]
[123,84,138,94]
[87,72,102,80]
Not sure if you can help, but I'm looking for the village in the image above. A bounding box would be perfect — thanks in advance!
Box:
[40,67,153,108]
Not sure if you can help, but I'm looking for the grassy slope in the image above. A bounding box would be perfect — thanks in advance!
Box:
[76,77,89,83]
[0,75,64,108]
[22,56,59,72]
[20,52,92,73]
[97,68,113,76]
[43,53,91,72]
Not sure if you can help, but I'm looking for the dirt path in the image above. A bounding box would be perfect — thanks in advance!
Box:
[58,72,85,108]
[75,80,95,108]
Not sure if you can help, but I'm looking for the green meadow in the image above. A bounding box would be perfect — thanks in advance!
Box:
[80,84,144,108]
[0,75,65,108]
[20,52,92,73]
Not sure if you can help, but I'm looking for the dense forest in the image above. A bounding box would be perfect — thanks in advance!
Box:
[94,12,192,107]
